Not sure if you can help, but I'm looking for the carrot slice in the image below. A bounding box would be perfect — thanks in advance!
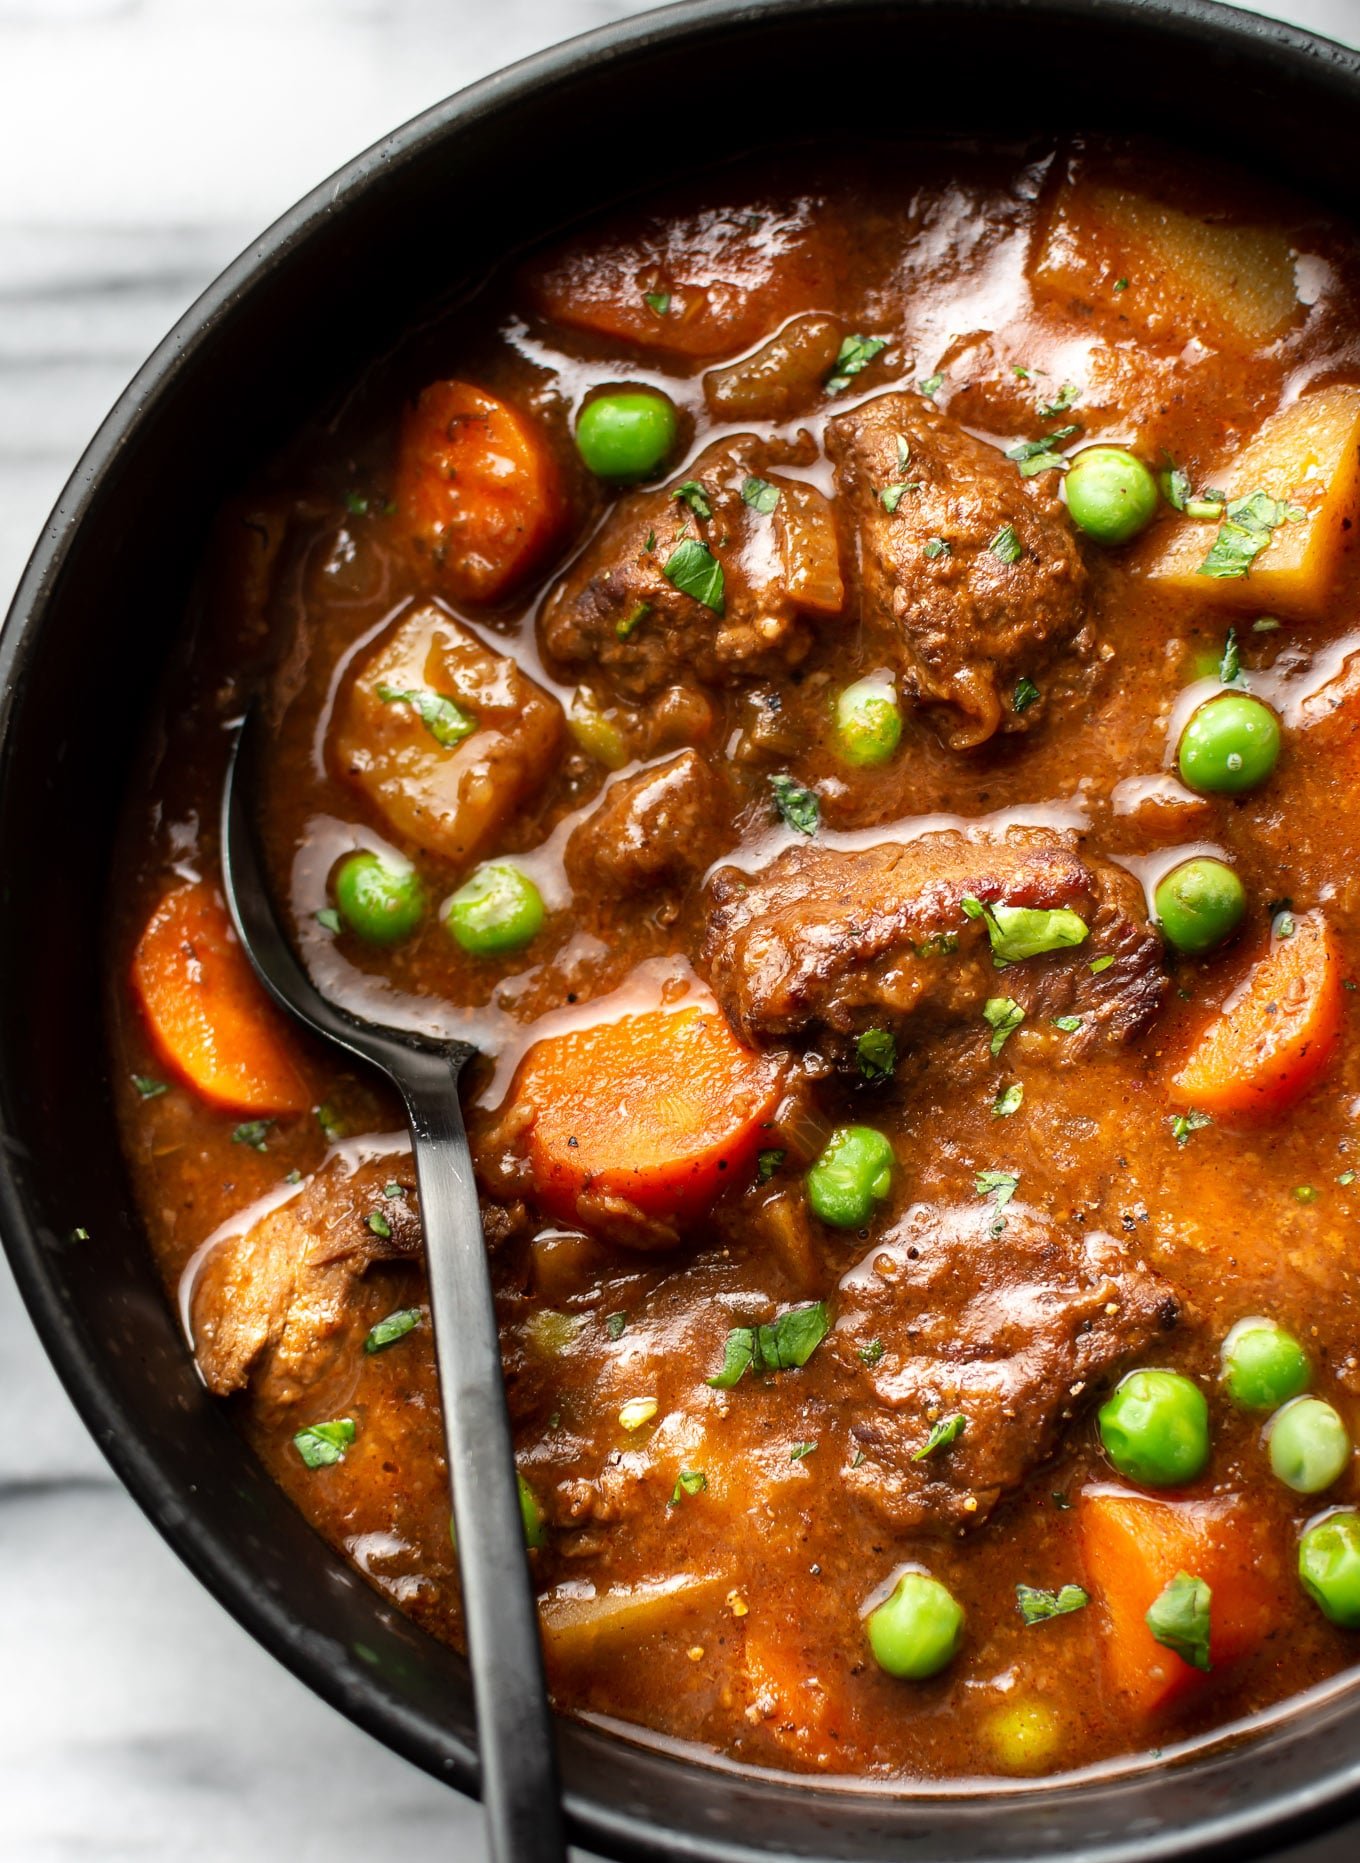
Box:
[131,882,312,1115]
[1079,1487,1276,1717]
[1170,910,1343,1118]
[392,380,562,605]
[743,1618,851,1767]
[512,1005,780,1228]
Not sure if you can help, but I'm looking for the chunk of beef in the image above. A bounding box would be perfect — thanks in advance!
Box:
[332,602,563,865]
[191,1160,423,1417]
[699,833,1166,1061]
[827,393,1091,748]
[539,437,843,704]
[565,750,729,896]
[833,1200,1184,1532]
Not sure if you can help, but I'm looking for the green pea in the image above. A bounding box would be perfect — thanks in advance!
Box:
[445,862,544,956]
[1153,857,1246,956]
[1097,1368,1210,1487]
[1064,446,1160,545]
[1268,1396,1352,1494]
[834,677,903,768]
[1178,692,1281,795]
[806,1125,895,1229]
[1299,1512,1360,1628]
[575,390,678,482]
[866,1571,964,1679]
[334,851,426,945]
[1220,1317,1311,1412]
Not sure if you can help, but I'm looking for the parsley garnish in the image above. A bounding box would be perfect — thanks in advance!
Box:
[1037,383,1080,419]
[825,333,886,395]
[316,1103,344,1143]
[1017,1582,1089,1625]
[366,1211,392,1239]
[769,773,820,835]
[975,1169,1019,1234]
[790,1440,818,1461]
[923,536,951,560]
[962,896,1089,965]
[918,371,944,399]
[993,1082,1024,1118]
[983,997,1025,1055]
[857,1027,897,1082]
[1219,628,1241,684]
[1006,424,1081,478]
[1052,1015,1083,1033]
[376,683,475,749]
[1114,276,1130,293]
[1162,464,1192,512]
[858,1339,885,1367]
[232,1120,273,1152]
[672,479,713,521]
[990,523,1024,564]
[132,1074,168,1100]
[756,1148,785,1184]
[1146,1571,1212,1672]
[1171,1109,1212,1146]
[706,1301,830,1388]
[663,538,725,613]
[741,476,781,515]
[670,1468,707,1503]
[316,907,342,934]
[364,1308,420,1353]
[644,289,671,316]
[913,1414,966,1461]
[293,1417,356,1469]
[605,1311,628,1341]
[1197,491,1305,580]
[1090,954,1115,974]
[615,599,651,640]
[1013,675,1040,713]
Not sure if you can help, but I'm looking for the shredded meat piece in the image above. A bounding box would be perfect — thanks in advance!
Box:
[699,832,1167,1062]
[539,435,843,703]
[565,750,731,895]
[827,392,1092,747]
[833,1200,1185,1532]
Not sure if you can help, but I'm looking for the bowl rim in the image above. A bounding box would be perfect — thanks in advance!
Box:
[6,0,1360,1857]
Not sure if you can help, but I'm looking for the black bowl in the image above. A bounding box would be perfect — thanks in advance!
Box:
[4,1,1360,1856]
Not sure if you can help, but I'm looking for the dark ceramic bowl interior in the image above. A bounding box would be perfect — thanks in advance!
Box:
[5,1,1360,1857]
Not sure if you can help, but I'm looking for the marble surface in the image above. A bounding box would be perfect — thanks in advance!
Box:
[3,0,1360,1856]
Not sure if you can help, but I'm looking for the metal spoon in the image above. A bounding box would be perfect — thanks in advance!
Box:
[220,708,567,1863]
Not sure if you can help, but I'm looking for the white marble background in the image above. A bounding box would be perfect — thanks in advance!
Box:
[3,0,1360,1856]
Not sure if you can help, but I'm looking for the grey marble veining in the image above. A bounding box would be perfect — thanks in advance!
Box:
[4,0,1360,1856]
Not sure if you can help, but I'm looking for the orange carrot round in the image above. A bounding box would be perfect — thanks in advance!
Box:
[131,882,312,1115]
[1078,1487,1276,1717]
[1170,910,1343,1118]
[393,380,562,605]
[512,1005,780,1230]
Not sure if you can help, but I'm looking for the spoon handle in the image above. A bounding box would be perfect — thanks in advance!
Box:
[403,1063,568,1863]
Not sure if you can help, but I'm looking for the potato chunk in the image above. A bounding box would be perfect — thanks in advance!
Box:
[539,1573,730,1668]
[1032,178,1300,351]
[1145,385,1360,615]
[332,602,562,864]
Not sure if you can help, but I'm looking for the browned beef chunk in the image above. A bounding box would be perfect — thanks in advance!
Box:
[191,1160,424,1416]
[833,1201,1184,1532]
[699,833,1166,1060]
[539,436,843,703]
[565,750,729,896]
[827,393,1091,748]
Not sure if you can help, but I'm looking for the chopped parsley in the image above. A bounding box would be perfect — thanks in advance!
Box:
[857,1027,897,1082]
[913,1414,966,1461]
[1171,1109,1212,1147]
[131,1074,168,1100]
[316,1102,345,1143]
[1006,424,1081,478]
[1017,1582,1089,1625]
[741,476,781,515]
[364,1308,420,1353]
[1036,383,1080,419]
[825,333,886,395]
[315,907,343,934]
[1114,276,1130,293]
[670,1468,707,1503]
[375,683,475,749]
[605,1311,628,1341]
[644,289,671,316]
[975,1169,1020,1235]
[1274,909,1297,939]
[366,1211,392,1240]
[858,1339,885,1367]
[1052,1015,1083,1033]
[293,1417,356,1469]
[672,479,713,521]
[1146,1571,1212,1672]
[707,1301,830,1389]
[1090,953,1116,975]
[983,997,1025,1055]
[1219,627,1241,684]
[769,773,820,835]
[990,523,1025,564]
[923,536,952,560]
[993,1082,1024,1119]
[615,599,651,640]
[963,896,1089,965]
[918,371,944,399]
[1340,1171,1357,1188]
[790,1440,818,1462]
[232,1119,274,1153]
[1197,490,1305,580]
[1013,675,1041,713]
[756,1147,785,1184]
[879,438,917,513]
[663,538,725,613]
[1162,464,1192,512]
